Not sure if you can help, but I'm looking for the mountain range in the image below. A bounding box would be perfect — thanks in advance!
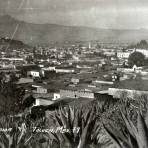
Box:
[0,15,148,45]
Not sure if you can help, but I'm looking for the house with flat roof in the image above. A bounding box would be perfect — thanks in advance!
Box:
[27,70,40,78]
[34,97,54,106]
[60,86,96,99]
[32,84,61,101]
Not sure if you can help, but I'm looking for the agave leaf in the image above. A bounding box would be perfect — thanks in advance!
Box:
[48,132,59,142]
[84,109,92,125]
[56,132,66,145]
[144,110,148,128]
[24,135,33,146]
[111,124,135,148]
[59,106,66,116]
[73,111,81,140]
[69,105,75,126]
[77,123,89,148]
[77,109,96,148]
[126,134,138,148]
[75,111,83,134]
[59,108,70,129]
[136,112,148,148]
[103,125,123,148]
[17,123,26,145]
[61,133,74,148]
[88,117,96,135]
[0,132,9,148]
[91,124,101,140]
[120,111,138,138]
[70,105,75,120]
[0,142,5,148]
[67,106,74,128]
[67,106,75,139]
[54,114,63,126]
[144,95,148,127]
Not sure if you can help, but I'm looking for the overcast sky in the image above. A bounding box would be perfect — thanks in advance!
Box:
[0,0,148,29]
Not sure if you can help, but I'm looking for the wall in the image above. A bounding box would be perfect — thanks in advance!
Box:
[108,88,148,99]
[60,89,94,99]
[53,93,60,100]
[117,68,134,73]
[37,87,47,94]
[93,80,113,85]
[28,71,40,77]
[55,69,74,73]
[71,78,80,84]
[117,49,148,59]
[117,52,131,59]
[35,99,53,106]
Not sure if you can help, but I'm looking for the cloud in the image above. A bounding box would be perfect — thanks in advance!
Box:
[1,0,148,12]
[0,0,148,29]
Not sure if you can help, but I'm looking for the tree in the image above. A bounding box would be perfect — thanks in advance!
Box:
[127,40,148,49]
[128,51,145,67]
[137,40,148,48]
[96,43,101,49]
[139,40,147,45]
[0,76,25,115]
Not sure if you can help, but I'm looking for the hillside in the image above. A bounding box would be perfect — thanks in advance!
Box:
[0,15,148,45]
[0,37,29,50]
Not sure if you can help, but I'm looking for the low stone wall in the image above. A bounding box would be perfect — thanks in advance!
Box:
[108,88,148,99]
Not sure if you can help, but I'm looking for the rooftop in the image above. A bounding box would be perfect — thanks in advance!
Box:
[16,78,33,84]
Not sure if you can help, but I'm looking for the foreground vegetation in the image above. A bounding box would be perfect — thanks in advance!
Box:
[0,94,147,148]
[0,80,148,148]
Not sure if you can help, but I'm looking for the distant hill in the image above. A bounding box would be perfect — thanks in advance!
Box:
[1,15,148,45]
[0,37,29,50]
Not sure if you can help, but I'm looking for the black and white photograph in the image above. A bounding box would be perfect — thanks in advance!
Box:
[0,0,148,148]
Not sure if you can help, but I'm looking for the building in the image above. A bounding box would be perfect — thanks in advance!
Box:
[16,78,34,85]
[32,84,61,101]
[71,77,81,84]
[60,88,94,99]
[92,80,114,90]
[117,65,142,73]
[135,49,148,57]
[117,49,148,59]
[117,52,131,59]
[55,67,75,73]
[27,71,40,78]
[37,87,48,94]
[34,98,54,106]
[93,80,114,85]
[0,57,24,61]
[103,51,116,57]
